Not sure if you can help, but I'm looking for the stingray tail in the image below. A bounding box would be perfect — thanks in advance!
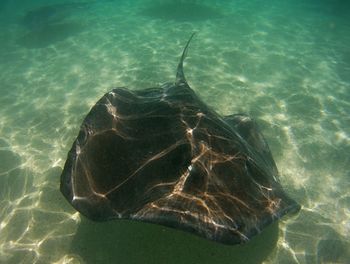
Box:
[175,33,196,85]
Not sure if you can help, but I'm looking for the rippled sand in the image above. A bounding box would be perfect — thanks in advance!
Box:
[0,0,349,263]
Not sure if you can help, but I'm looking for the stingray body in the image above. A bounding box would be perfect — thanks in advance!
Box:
[60,34,300,244]
[21,2,91,31]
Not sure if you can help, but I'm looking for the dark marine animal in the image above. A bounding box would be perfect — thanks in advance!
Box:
[60,34,300,244]
[21,2,90,30]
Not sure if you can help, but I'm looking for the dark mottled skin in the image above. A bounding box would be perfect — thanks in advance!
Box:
[60,34,300,244]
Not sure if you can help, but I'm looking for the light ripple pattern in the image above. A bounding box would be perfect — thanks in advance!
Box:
[0,0,349,263]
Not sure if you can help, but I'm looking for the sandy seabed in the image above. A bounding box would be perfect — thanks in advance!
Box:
[0,0,349,263]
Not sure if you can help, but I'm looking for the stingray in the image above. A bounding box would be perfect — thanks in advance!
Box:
[21,2,91,31]
[60,34,300,244]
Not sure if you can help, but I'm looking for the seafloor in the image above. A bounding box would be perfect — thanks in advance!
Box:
[0,0,349,263]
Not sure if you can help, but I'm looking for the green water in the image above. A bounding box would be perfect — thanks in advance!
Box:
[0,0,349,263]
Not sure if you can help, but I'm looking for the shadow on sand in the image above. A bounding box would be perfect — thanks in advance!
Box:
[17,22,85,49]
[68,217,279,264]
